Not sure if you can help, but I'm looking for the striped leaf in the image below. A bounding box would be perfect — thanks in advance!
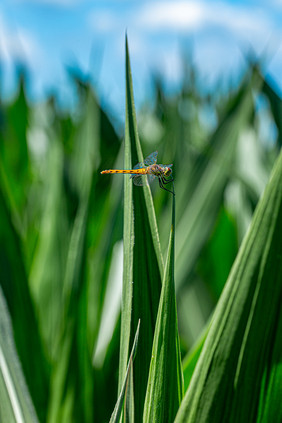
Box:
[175,149,282,423]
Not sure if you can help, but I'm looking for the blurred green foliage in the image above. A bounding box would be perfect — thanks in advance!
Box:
[0,46,281,423]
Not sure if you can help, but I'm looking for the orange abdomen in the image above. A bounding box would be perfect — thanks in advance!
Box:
[101,168,147,175]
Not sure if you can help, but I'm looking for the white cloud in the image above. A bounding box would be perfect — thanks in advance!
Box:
[88,1,279,84]
[0,13,48,100]
[89,1,276,43]
[87,1,282,105]
[0,14,42,67]
[135,1,274,42]
[136,2,204,32]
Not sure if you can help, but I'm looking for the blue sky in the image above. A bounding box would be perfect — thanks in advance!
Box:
[0,0,281,112]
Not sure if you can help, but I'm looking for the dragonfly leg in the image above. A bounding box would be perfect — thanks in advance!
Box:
[159,177,175,195]
[162,176,174,185]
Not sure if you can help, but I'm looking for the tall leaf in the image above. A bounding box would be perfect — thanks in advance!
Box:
[47,85,99,423]
[109,320,140,423]
[0,73,30,222]
[118,36,164,422]
[29,132,68,359]
[0,287,39,423]
[143,194,183,422]
[175,149,282,423]
[0,186,49,422]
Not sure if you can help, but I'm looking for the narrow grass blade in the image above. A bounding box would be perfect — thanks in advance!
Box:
[0,187,49,422]
[110,320,140,423]
[0,287,39,423]
[93,314,121,423]
[257,304,282,423]
[47,85,100,423]
[182,329,207,392]
[118,36,163,422]
[29,134,68,359]
[47,196,93,423]
[88,173,123,355]
[0,73,30,223]
[175,149,282,423]
[143,195,184,422]
[123,36,164,275]
[67,85,100,203]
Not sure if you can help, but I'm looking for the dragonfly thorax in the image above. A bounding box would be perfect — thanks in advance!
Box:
[163,166,172,177]
[150,164,172,178]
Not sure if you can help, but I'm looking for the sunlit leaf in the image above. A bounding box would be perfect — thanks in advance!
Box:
[175,149,282,423]
[118,36,163,423]
[0,186,49,422]
[143,195,184,422]
[0,287,39,423]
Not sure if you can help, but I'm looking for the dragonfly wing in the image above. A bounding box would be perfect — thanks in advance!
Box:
[133,161,144,170]
[144,151,158,166]
[132,152,157,169]
[131,174,147,186]
[158,164,173,169]
[131,174,156,186]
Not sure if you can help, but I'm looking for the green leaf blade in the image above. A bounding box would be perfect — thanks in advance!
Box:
[109,320,140,423]
[118,36,164,423]
[0,186,49,423]
[176,80,255,288]
[143,195,184,423]
[0,287,39,423]
[175,149,282,423]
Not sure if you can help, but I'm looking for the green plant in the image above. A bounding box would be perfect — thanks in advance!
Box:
[0,37,281,423]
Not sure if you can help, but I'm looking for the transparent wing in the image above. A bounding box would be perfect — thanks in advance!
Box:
[158,163,173,169]
[144,151,158,166]
[132,152,158,170]
[133,161,145,170]
[131,175,146,186]
[131,174,156,186]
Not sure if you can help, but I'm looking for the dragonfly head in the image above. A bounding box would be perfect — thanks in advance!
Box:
[164,164,173,178]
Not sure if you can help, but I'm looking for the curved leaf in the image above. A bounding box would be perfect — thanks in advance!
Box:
[0,287,39,423]
[175,149,282,422]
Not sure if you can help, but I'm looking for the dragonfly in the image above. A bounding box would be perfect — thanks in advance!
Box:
[101,151,174,194]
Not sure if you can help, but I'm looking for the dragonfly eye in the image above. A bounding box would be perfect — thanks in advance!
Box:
[165,167,172,177]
